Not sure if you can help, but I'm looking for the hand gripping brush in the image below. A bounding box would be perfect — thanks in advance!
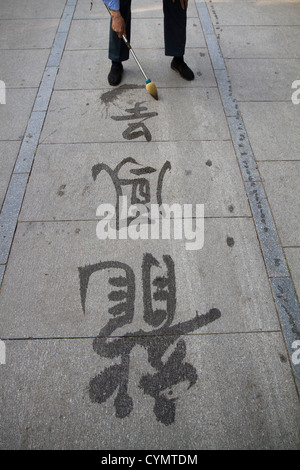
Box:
[104,4,158,100]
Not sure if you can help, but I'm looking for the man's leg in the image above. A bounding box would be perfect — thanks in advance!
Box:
[108,0,132,85]
[163,0,186,57]
[163,0,194,81]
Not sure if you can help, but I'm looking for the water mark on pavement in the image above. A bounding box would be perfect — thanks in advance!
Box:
[79,254,221,425]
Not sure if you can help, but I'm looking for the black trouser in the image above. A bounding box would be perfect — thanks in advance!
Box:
[109,0,187,62]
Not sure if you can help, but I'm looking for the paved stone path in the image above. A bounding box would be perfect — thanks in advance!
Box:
[0,0,299,449]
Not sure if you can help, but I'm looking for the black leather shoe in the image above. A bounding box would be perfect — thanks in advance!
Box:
[171,57,194,81]
[108,62,123,86]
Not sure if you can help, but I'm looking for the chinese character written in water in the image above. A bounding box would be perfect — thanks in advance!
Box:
[111,102,158,142]
[92,158,171,230]
[78,254,221,426]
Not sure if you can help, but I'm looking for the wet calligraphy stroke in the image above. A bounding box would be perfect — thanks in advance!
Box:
[92,158,171,229]
[111,102,158,142]
[79,254,221,425]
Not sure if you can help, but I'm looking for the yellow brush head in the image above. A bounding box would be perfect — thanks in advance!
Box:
[146,80,158,101]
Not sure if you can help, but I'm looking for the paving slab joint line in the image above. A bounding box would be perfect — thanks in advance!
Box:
[0,0,78,284]
[196,0,300,395]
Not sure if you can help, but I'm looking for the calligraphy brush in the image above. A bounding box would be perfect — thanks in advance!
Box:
[104,4,158,100]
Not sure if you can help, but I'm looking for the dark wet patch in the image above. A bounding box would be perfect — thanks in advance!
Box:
[57,184,66,197]
[100,84,144,105]
[227,236,235,248]
[279,354,287,363]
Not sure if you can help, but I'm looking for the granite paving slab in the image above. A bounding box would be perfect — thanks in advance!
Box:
[19,141,250,221]
[0,50,51,88]
[40,87,230,144]
[217,26,293,59]
[0,88,38,141]
[0,218,279,338]
[0,333,299,449]
[55,48,216,90]
[280,26,300,58]
[74,0,199,19]
[207,0,300,26]
[225,58,300,101]
[0,0,66,19]
[66,17,206,50]
[0,18,59,49]
[258,161,300,247]
[239,102,300,161]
